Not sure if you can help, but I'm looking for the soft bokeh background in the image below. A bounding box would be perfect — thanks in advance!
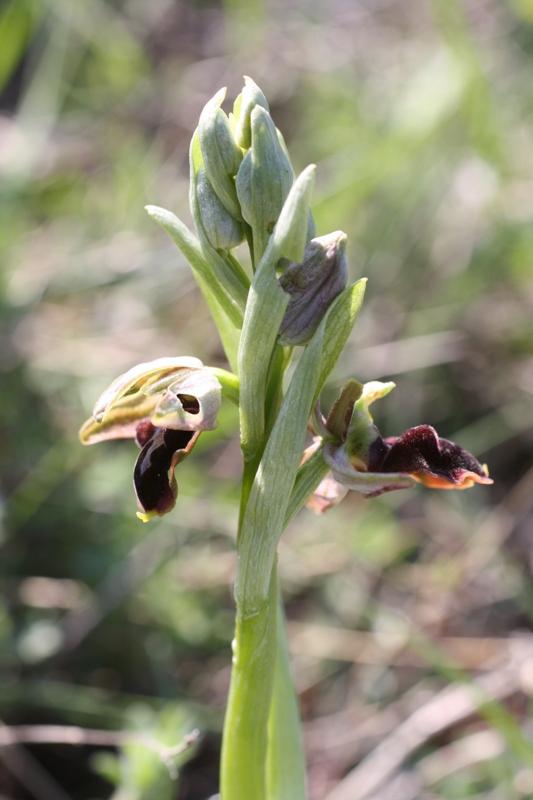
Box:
[1,0,533,798]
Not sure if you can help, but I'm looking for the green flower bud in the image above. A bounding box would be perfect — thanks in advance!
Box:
[236,106,294,263]
[196,167,245,251]
[233,76,269,150]
[277,231,349,346]
[198,88,244,221]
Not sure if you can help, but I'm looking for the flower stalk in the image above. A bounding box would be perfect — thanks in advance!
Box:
[79,78,493,799]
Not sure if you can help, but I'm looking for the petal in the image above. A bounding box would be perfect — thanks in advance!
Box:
[80,393,158,444]
[306,473,348,514]
[93,357,203,424]
[354,380,396,419]
[381,425,493,488]
[325,379,363,442]
[134,428,201,521]
[323,441,416,496]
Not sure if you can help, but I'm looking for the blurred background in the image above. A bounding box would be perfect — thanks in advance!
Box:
[1,0,533,798]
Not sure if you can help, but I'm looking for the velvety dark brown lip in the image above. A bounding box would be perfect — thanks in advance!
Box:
[134,428,195,514]
[379,424,488,484]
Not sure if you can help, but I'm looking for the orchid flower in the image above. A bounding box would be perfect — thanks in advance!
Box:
[306,379,492,512]
[80,357,221,521]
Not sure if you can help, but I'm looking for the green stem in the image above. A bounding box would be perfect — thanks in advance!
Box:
[220,560,279,800]
[266,589,306,800]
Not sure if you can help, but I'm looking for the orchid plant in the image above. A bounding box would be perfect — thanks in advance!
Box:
[80,78,492,800]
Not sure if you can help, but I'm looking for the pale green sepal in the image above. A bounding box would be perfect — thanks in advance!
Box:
[145,204,246,329]
[198,88,243,220]
[235,303,327,617]
[313,278,367,407]
[236,105,294,264]
[208,367,240,406]
[234,76,269,149]
[238,167,316,461]
[92,357,203,423]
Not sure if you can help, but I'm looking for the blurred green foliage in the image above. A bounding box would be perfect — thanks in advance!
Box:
[1,0,533,798]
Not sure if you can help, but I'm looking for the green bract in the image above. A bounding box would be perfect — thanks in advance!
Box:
[236,106,294,264]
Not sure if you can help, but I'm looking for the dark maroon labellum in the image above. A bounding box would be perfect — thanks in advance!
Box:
[133,428,195,515]
[378,425,488,484]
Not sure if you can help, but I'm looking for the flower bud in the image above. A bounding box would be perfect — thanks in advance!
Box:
[198,89,244,222]
[196,166,245,251]
[235,105,293,263]
[277,231,349,346]
[233,76,269,150]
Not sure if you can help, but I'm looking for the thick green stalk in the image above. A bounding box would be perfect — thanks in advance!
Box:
[220,561,278,800]
[266,590,307,800]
